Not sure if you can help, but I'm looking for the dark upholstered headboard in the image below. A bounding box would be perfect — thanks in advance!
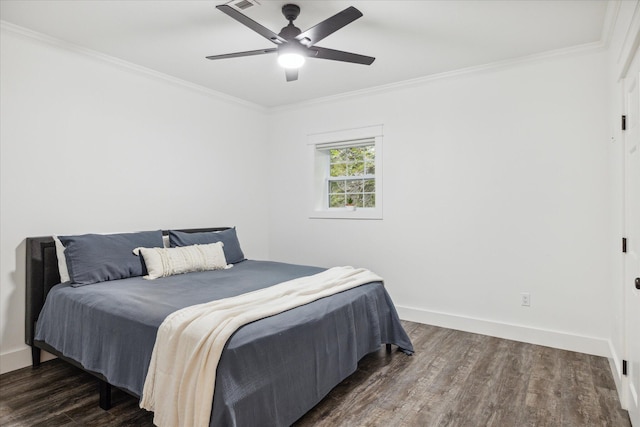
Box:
[25,227,229,347]
[25,237,58,347]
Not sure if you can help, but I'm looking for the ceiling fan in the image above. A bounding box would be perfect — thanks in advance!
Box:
[206,3,375,82]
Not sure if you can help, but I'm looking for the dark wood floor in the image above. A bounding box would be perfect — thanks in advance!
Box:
[0,321,631,426]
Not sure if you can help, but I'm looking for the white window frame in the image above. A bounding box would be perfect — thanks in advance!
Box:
[308,125,383,220]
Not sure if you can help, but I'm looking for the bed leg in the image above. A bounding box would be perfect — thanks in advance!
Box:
[386,343,392,354]
[31,346,41,368]
[99,380,112,410]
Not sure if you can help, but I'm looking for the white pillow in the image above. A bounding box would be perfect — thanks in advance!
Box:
[52,236,71,283]
[133,242,230,280]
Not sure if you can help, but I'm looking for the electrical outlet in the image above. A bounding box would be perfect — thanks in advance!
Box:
[521,292,531,307]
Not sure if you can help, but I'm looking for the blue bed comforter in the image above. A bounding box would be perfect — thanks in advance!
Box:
[35,260,413,426]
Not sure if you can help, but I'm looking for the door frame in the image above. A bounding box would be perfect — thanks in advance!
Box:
[621,65,640,427]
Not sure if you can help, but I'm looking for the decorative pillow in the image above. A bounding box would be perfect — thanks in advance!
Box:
[133,242,229,280]
[168,228,245,264]
[58,230,164,286]
[52,236,71,283]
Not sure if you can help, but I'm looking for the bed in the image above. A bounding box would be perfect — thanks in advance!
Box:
[25,228,413,426]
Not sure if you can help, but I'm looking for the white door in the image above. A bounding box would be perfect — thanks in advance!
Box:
[624,69,640,427]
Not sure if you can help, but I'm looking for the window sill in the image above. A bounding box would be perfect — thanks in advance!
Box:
[309,208,382,220]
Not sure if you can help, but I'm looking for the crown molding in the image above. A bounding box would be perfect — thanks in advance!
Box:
[269,40,606,114]
[0,21,266,113]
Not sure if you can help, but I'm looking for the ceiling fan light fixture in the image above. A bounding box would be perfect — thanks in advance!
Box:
[277,51,305,69]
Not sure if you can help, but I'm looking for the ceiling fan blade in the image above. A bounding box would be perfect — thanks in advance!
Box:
[216,5,286,45]
[285,68,298,82]
[309,46,375,65]
[206,48,277,60]
[296,6,363,46]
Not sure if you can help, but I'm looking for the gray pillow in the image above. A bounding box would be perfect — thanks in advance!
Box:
[168,228,245,264]
[59,231,164,286]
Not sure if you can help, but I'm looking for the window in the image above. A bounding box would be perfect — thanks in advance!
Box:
[308,125,383,219]
[327,144,376,208]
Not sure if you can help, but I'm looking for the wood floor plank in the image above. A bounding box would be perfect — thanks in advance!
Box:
[0,322,631,427]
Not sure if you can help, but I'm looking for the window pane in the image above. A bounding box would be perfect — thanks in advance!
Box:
[347,147,362,162]
[329,180,345,193]
[364,194,375,207]
[348,194,364,207]
[365,146,375,162]
[365,162,375,175]
[363,179,375,192]
[329,194,345,208]
[330,162,347,177]
[330,148,347,162]
[348,161,365,176]
[347,180,363,193]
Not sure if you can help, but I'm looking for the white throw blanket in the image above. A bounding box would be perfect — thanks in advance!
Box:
[139,266,383,427]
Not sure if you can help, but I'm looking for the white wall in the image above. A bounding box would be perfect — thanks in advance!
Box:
[0,28,270,373]
[267,49,611,356]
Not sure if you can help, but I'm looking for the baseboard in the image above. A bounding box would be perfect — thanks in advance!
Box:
[396,305,610,357]
[1,347,31,374]
[0,346,56,374]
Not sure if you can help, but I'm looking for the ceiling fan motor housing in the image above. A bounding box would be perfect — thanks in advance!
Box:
[282,4,300,22]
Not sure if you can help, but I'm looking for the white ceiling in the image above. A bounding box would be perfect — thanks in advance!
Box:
[0,0,608,108]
